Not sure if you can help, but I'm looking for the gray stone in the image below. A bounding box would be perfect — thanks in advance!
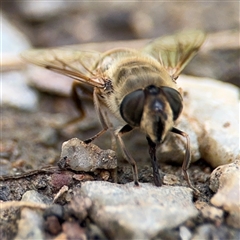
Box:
[2,13,38,111]
[59,138,117,172]
[2,69,39,111]
[195,201,224,225]
[179,76,239,168]
[80,181,198,239]
[14,208,44,240]
[179,226,192,240]
[21,190,51,204]
[192,224,229,240]
[14,190,51,240]
[209,160,240,228]
[1,13,30,54]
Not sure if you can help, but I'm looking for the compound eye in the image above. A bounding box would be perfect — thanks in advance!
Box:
[120,89,145,127]
[161,87,183,120]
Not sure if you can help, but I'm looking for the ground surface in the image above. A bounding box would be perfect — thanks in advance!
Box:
[1,94,239,239]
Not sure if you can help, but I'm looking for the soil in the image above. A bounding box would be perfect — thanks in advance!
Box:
[1,91,239,239]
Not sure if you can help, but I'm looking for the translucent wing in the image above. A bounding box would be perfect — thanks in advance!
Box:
[143,30,206,80]
[21,48,105,88]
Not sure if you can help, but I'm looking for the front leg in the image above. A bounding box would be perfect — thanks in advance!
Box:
[116,124,139,186]
[146,136,163,187]
[171,127,199,194]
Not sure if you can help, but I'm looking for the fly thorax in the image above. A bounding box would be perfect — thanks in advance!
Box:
[120,85,183,144]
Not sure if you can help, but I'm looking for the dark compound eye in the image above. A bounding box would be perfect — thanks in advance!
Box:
[161,87,183,120]
[120,89,145,127]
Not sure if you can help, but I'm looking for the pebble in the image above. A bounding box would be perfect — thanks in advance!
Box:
[2,14,39,111]
[59,138,117,172]
[21,190,52,204]
[66,194,92,222]
[45,215,62,235]
[195,201,224,226]
[179,76,239,168]
[179,226,192,240]
[61,221,87,240]
[1,13,30,54]
[14,190,51,240]
[2,71,39,111]
[50,172,73,191]
[191,224,233,240]
[80,181,198,239]
[209,160,240,228]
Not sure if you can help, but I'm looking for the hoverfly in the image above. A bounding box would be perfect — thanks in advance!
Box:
[22,30,206,189]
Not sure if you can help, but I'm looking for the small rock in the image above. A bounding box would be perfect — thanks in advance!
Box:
[66,194,92,222]
[61,221,87,240]
[43,204,64,221]
[21,190,51,204]
[72,173,94,182]
[80,181,198,239]
[1,13,38,111]
[14,190,50,240]
[59,138,117,172]
[14,207,45,240]
[2,71,39,111]
[180,76,239,168]
[45,215,62,235]
[192,224,233,240]
[163,173,181,186]
[50,173,73,191]
[209,160,240,228]
[2,13,30,54]
[195,201,224,225]
[179,226,192,240]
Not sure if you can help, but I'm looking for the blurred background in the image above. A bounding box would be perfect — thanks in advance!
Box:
[2,1,239,85]
[1,1,239,45]
[2,1,239,83]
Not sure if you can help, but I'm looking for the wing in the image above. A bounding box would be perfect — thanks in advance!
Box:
[143,30,206,80]
[21,48,106,88]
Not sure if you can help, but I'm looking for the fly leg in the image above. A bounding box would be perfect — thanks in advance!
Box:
[84,87,109,143]
[61,81,93,127]
[146,136,163,187]
[171,127,199,194]
[116,125,139,186]
[82,88,118,183]
[104,111,117,152]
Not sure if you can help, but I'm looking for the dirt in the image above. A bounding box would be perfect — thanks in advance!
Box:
[1,91,239,239]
